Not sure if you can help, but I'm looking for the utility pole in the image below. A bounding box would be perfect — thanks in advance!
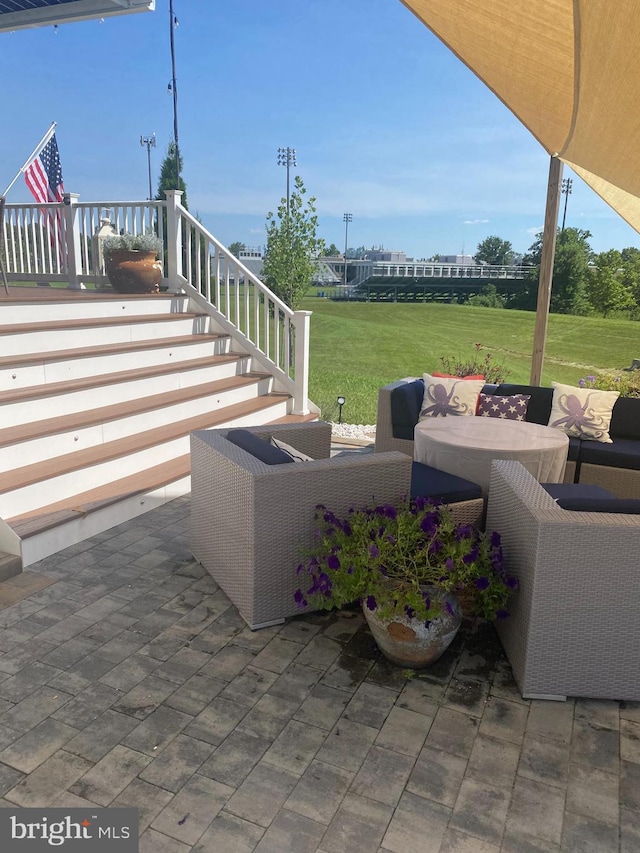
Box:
[343,213,352,286]
[140,134,156,200]
[169,0,180,185]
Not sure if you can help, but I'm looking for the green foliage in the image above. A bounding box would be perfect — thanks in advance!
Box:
[102,233,163,254]
[228,242,246,258]
[262,175,324,309]
[294,500,516,622]
[522,227,593,315]
[324,243,340,257]
[474,236,514,265]
[438,343,511,384]
[586,249,636,317]
[466,284,505,309]
[155,141,188,210]
[578,372,640,398]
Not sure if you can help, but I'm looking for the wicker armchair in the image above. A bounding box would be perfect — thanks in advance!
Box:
[487,459,640,701]
[190,422,412,629]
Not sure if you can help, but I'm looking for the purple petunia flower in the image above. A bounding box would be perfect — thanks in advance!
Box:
[490,531,501,548]
[404,605,415,619]
[428,538,443,555]
[455,523,473,541]
[327,554,340,570]
[496,609,510,619]
[294,589,308,608]
[366,595,377,611]
[445,600,455,616]
[587,374,596,382]
[369,543,379,558]
[445,557,455,571]
[506,576,519,589]
[342,521,352,537]
[462,546,479,565]
[421,592,431,610]
[579,378,586,387]
[475,576,490,590]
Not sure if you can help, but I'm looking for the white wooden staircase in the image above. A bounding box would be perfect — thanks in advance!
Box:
[0,289,316,572]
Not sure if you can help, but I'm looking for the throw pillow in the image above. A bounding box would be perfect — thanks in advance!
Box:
[420,373,485,419]
[547,381,619,443]
[270,436,313,462]
[432,372,485,381]
[477,393,530,421]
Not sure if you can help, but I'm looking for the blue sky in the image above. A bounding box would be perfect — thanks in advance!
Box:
[2,0,639,258]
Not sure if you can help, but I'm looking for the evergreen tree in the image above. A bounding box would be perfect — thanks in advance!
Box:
[156,141,188,209]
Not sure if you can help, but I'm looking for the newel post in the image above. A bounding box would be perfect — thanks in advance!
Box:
[292,310,312,415]
[164,189,183,293]
[63,193,84,289]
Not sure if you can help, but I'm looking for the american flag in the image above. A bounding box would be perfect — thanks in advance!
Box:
[23,133,65,204]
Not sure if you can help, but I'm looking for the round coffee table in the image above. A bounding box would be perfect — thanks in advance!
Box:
[414,417,569,494]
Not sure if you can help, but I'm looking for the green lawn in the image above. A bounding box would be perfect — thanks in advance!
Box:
[302,299,640,424]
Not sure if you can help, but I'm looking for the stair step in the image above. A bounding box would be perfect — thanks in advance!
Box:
[0,333,227,370]
[9,411,319,542]
[0,372,272,449]
[0,352,247,406]
[0,392,290,509]
[0,312,202,336]
[0,552,22,583]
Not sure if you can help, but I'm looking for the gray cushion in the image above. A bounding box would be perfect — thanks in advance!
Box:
[226,429,294,465]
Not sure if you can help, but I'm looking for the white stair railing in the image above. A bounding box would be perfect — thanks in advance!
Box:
[1,191,313,416]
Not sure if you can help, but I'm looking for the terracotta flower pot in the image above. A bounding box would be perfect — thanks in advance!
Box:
[362,589,462,668]
[105,249,162,294]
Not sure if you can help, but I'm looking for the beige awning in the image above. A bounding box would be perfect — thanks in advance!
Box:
[400,0,640,233]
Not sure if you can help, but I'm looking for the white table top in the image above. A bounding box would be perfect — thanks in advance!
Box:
[414,416,569,494]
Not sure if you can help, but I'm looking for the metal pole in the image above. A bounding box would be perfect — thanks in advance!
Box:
[343,213,352,286]
[140,134,156,200]
[561,177,572,231]
[169,0,180,185]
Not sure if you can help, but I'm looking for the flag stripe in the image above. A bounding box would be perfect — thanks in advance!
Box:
[23,132,65,268]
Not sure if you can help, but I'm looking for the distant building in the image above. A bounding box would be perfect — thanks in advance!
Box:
[367,251,407,263]
[438,254,476,265]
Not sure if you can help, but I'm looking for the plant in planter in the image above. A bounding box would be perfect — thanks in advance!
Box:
[294,497,517,668]
[102,232,164,294]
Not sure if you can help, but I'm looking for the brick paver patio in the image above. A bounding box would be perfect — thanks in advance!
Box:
[0,496,637,852]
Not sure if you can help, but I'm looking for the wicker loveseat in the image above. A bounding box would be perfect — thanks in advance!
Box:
[487,459,640,701]
[376,377,640,497]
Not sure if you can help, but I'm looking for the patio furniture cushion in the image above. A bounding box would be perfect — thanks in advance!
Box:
[420,374,485,419]
[567,436,581,461]
[477,393,530,420]
[541,482,615,501]
[548,381,619,443]
[390,379,424,439]
[226,428,294,465]
[608,396,640,440]
[411,461,483,503]
[556,497,640,513]
[578,436,640,470]
[271,436,313,462]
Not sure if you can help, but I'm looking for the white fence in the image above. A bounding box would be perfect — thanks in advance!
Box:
[1,191,311,414]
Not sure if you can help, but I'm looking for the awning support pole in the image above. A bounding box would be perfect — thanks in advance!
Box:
[530,155,563,385]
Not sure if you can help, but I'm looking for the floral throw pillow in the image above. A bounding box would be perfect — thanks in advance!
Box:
[547,381,619,443]
[420,373,485,419]
[477,393,530,420]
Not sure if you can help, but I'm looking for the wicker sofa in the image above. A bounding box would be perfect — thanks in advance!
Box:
[375,377,640,497]
[487,459,640,701]
[190,421,487,629]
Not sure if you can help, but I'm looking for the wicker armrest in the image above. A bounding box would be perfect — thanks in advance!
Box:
[487,459,640,701]
[374,378,418,456]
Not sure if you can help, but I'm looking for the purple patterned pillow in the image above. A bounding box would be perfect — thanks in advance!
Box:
[477,393,530,421]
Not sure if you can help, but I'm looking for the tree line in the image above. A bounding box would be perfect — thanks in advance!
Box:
[473,231,640,318]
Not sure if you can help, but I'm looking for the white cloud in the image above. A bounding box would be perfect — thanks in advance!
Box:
[463,219,489,225]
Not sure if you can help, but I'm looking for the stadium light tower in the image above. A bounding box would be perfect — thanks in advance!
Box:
[277,147,297,214]
[561,177,573,231]
[343,213,353,286]
[140,133,156,200]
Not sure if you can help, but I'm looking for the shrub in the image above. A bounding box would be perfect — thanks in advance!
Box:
[438,343,511,384]
[102,233,163,255]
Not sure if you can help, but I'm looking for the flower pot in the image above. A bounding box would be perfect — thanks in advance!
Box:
[104,249,162,294]
[362,590,462,668]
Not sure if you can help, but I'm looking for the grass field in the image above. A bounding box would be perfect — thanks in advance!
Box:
[302,298,640,424]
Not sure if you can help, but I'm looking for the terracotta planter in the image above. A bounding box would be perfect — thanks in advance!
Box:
[362,589,462,668]
[105,249,162,294]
